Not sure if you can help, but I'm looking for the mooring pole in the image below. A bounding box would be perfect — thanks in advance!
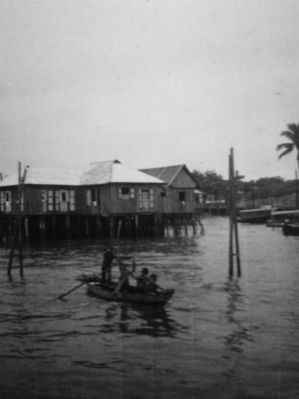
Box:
[17,161,25,277]
[7,162,28,279]
[295,170,299,209]
[228,148,241,277]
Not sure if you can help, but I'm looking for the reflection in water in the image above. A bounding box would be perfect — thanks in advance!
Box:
[102,302,180,337]
[224,277,253,353]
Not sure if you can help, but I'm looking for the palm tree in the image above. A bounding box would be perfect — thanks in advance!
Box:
[276,123,299,172]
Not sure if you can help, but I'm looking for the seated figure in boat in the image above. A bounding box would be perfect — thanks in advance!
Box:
[118,260,130,290]
[136,267,150,290]
[147,274,162,293]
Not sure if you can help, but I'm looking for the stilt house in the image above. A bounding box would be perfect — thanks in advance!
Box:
[140,164,199,215]
[0,160,164,240]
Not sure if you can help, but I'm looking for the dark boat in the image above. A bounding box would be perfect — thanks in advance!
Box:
[237,207,272,223]
[282,223,299,236]
[87,282,174,305]
[267,210,299,227]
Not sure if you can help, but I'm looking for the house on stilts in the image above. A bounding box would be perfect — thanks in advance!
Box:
[140,164,202,234]
[0,160,165,241]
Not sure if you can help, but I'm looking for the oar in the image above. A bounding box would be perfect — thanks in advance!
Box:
[56,281,86,300]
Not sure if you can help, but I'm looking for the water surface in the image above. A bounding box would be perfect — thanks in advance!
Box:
[0,216,299,398]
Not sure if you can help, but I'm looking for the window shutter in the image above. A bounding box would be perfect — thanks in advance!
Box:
[86,189,91,206]
[70,190,75,211]
[130,188,135,199]
[55,191,60,211]
[41,190,47,212]
[0,192,3,212]
[150,188,154,208]
[48,190,53,211]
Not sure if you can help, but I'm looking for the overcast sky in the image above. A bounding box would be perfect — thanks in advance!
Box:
[1,0,299,181]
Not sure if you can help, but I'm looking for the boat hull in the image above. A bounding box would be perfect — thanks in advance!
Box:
[87,282,174,305]
[282,223,299,236]
[238,208,272,223]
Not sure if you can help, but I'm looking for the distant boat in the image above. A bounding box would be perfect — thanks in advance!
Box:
[282,222,299,236]
[237,207,272,223]
[267,210,299,227]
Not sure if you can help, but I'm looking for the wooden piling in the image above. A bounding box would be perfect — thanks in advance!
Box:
[228,148,241,277]
[7,162,28,278]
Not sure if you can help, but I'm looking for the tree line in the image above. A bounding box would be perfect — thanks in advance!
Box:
[192,171,297,203]
[193,122,299,204]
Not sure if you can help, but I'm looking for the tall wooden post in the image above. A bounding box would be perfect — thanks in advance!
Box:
[7,162,28,279]
[295,170,299,209]
[228,148,241,277]
[18,162,24,277]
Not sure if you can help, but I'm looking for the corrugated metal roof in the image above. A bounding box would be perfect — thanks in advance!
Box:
[80,160,164,185]
[140,165,185,186]
[0,161,164,187]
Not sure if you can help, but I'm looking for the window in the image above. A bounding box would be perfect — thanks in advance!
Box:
[2,191,12,213]
[179,191,186,202]
[41,190,58,212]
[61,191,67,202]
[138,188,154,210]
[42,190,76,212]
[118,187,135,200]
[86,188,99,206]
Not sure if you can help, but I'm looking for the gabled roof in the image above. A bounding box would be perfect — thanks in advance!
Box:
[80,160,164,185]
[141,164,197,188]
[0,160,164,187]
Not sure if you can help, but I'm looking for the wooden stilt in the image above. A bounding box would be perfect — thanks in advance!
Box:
[117,219,122,239]
[135,214,139,238]
[109,216,114,239]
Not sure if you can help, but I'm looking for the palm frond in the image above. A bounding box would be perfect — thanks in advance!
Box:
[280,130,295,141]
[277,145,294,159]
[276,142,293,151]
[286,123,299,135]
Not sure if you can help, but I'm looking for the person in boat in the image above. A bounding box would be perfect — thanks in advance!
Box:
[118,260,130,289]
[101,247,115,284]
[112,258,132,295]
[136,267,150,290]
[147,274,162,293]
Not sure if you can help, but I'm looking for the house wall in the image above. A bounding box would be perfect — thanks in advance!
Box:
[100,184,162,215]
[162,188,195,213]
[0,184,164,216]
[162,168,197,214]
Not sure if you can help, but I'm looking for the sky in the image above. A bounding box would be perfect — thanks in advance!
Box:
[1,0,299,181]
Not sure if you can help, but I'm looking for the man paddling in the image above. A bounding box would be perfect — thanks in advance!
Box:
[101,247,115,284]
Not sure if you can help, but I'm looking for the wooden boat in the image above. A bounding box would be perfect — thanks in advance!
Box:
[267,210,299,227]
[282,223,299,236]
[237,207,272,223]
[87,281,174,305]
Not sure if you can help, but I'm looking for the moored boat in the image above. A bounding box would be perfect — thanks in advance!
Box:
[237,207,272,223]
[267,210,299,227]
[87,281,174,305]
[282,223,299,236]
